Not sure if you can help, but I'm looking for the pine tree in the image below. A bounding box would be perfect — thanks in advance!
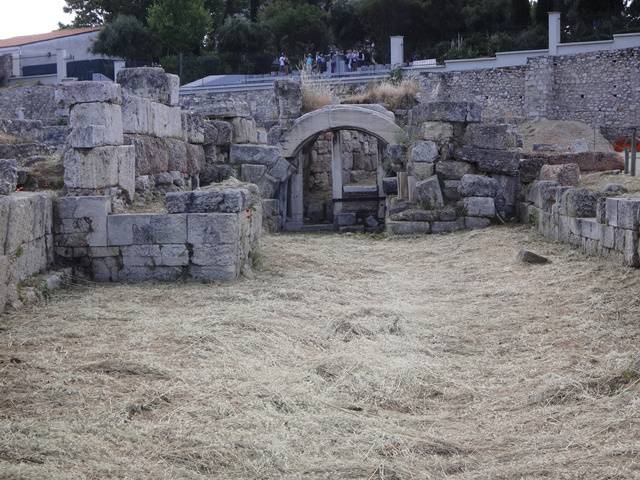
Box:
[511,0,531,28]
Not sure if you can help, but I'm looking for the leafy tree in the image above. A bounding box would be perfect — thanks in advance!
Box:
[511,0,532,28]
[329,0,367,49]
[91,14,158,61]
[217,16,274,72]
[147,0,212,54]
[63,0,153,25]
[534,0,552,24]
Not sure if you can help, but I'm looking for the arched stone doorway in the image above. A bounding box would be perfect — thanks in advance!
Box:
[278,105,405,231]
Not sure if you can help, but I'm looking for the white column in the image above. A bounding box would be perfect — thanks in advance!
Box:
[548,12,561,55]
[56,49,67,83]
[390,36,404,66]
[331,132,343,216]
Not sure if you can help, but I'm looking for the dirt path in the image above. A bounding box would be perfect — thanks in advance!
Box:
[1,226,639,479]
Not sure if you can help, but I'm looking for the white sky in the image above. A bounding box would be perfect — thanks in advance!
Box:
[0,0,75,39]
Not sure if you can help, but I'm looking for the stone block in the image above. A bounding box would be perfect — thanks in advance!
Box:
[117,67,179,106]
[415,176,444,209]
[526,181,560,211]
[465,217,491,229]
[579,218,601,241]
[335,212,356,226]
[190,98,251,119]
[0,159,18,195]
[384,144,407,170]
[386,220,431,235]
[431,219,465,233]
[203,120,233,146]
[269,158,293,182]
[10,237,49,283]
[0,196,10,254]
[458,174,499,198]
[463,197,495,217]
[69,102,123,147]
[409,102,481,124]
[389,209,439,222]
[231,117,258,144]
[560,188,599,218]
[421,121,454,143]
[0,254,8,312]
[382,177,398,194]
[410,162,434,181]
[4,192,52,254]
[539,163,580,186]
[107,214,151,246]
[120,265,184,282]
[191,243,237,266]
[187,213,239,244]
[607,197,640,230]
[189,264,238,282]
[436,161,474,180]
[463,124,521,150]
[230,144,281,168]
[152,104,183,139]
[182,112,205,144]
[56,196,111,219]
[455,147,520,176]
[56,81,122,107]
[64,145,134,193]
[150,215,188,244]
[186,143,205,175]
[519,156,548,183]
[409,141,438,163]
[623,229,640,267]
[442,180,461,201]
[241,164,267,184]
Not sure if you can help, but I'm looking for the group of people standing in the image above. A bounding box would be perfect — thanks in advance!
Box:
[278,44,376,75]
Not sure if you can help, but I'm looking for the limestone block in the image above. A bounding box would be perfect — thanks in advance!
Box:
[166,189,247,214]
[56,81,122,107]
[579,218,601,240]
[455,147,520,176]
[623,229,640,267]
[120,265,184,282]
[519,156,548,183]
[189,264,238,282]
[117,67,179,106]
[0,196,10,254]
[69,103,123,148]
[421,121,454,143]
[107,214,187,245]
[409,102,481,125]
[443,180,461,201]
[230,144,281,168]
[526,181,560,211]
[539,163,580,186]
[9,237,48,283]
[64,145,134,194]
[465,217,491,229]
[56,196,111,219]
[152,104,183,139]
[386,220,431,235]
[122,244,188,268]
[0,159,18,195]
[230,117,257,144]
[91,256,120,282]
[464,197,496,217]
[274,79,302,120]
[269,158,293,182]
[4,192,52,254]
[410,162,434,181]
[0,254,8,313]
[191,98,251,119]
[410,141,439,163]
[203,120,233,146]
[191,243,237,267]
[335,212,356,226]
[389,209,439,222]
[382,177,398,195]
[182,112,205,144]
[458,174,499,198]
[185,143,205,175]
[125,134,169,175]
[241,164,267,184]
[187,213,239,245]
[559,188,599,218]
[431,219,465,233]
[122,93,152,135]
[436,161,474,180]
[606,197,640,230]
[492,174,520,209]
[415,176,444,209]
[463,124,521,150]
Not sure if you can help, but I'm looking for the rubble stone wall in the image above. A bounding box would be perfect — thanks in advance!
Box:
[524,181,640,267]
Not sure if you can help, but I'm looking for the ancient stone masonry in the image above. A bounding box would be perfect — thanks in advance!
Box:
[54,182,262,282]
[524,180,640,267]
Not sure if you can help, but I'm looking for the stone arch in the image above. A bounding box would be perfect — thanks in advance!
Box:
[277,105,405,231]
[279,105,405,159]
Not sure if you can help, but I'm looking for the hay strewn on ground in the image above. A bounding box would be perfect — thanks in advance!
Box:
[1,226,639,479]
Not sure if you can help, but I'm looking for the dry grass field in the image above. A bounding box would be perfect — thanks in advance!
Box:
[1,226,639,479]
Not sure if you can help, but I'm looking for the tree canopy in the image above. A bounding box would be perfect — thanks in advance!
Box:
[73,0,640,81]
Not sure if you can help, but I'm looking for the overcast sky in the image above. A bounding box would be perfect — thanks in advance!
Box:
[0,0,75,39]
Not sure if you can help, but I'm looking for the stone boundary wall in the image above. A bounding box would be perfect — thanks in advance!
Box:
[0,85,58,123]
[0,192,55,312]
[54,185,261,282]
[524,181,640,267]
[419,47,640,137]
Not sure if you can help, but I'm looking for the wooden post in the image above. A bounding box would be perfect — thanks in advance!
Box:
[624,148,629,174]
[331,132,343,217]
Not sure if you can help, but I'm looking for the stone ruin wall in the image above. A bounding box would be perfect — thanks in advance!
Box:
[420,47,640,141]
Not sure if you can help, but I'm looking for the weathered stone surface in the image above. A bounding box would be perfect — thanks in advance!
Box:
[117,67,179,106]
[421,121,454,143]
[539,163,580,186]
[191,243,237,267]
[386,220,431,235]
[56,195,111,219]
[122,93,182,138]
[431,219,465,233]
[335,212,356,226]
[274,79,302,121]
[230,144,281,168]
[465,216,491,229]
[455,147,520,176]
[517,249,550,264]
[519,156,548,183]
[415,176,444,209]
[56,81,122,107]
[4,192,52,254]
[606,197,640,230]
[69,102,124,148]
[463,123,521,150]
[559,188,599,218]
[203,120,233,146]
[382,177,398,194]
[384,144,407,171]
[0,159,18,195]
[189,264,237,282]
[64,145,135,193]
[0,54,11,88]
[181,112,205,144]
[410,141,439,163]
[192,98,252,119]
[241,164,267,184]
[389,208,439,222]
[442,180,461,200]
[186,143,205,174]
[410,162,435,181]
[167,187,250,214]
[458,174,499,197]
[601,183,627,195]
[409,102,481,124]
[187,213,239,244]
[436,161,474,180]
[231,117,258,144]
[526,180,561,211]
[463,197,496,217]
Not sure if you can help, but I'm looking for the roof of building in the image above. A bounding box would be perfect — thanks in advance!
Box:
[0,27,101,49]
